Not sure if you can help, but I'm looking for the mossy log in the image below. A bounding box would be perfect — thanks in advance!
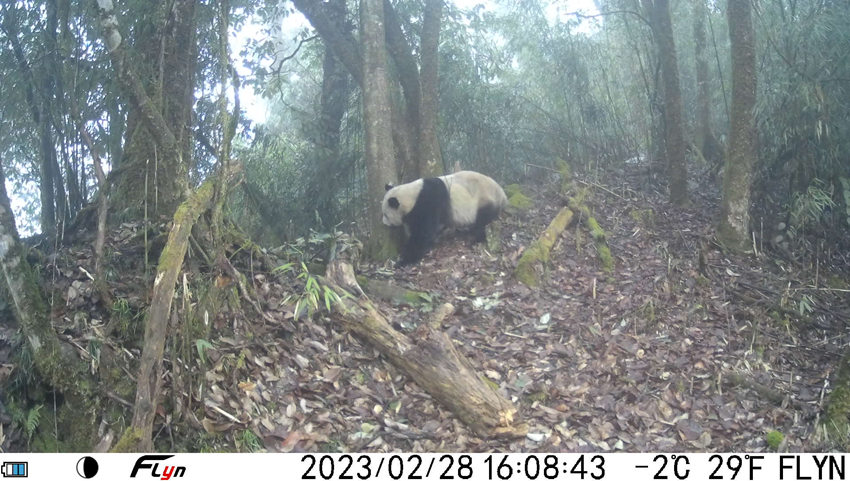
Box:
[515,207,574,286]
[324,260,527,439]
[124,163,241,452]
[570,198,614,273]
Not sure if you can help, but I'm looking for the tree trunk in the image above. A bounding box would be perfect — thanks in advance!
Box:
[107,0,196,219]
[648,0,688,205]
[417,0,444,177]
[718,0,757,249]
[0,157,94,410]
[360,0,399,259]
[693,0,723,169]
[383,0,423,180]
[2,7,59,237]
[310,0,351,228]
[292,0,441,183]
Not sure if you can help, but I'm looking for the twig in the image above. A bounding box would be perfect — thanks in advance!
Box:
[575,178,623,198]
[219,255,276,324]
[106,391,133,408]
[207,402,240,423]
[272,35,319,75]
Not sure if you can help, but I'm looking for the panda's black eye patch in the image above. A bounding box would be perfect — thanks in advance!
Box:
[388,197,400,209]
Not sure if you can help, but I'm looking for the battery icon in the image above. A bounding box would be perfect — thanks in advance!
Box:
[1,462,27,478]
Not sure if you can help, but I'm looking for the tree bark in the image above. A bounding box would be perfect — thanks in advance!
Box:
[693,0,723,169]
[417,0,444,177]
[647,0,688,205]
[382,0,422,179]
[292,0,442,182]
[718,0,757,249]
[310,0,352,228]
[0,157,94,401]
[98,0,195,219]
[360,0,399,259]
[292,0,363,85]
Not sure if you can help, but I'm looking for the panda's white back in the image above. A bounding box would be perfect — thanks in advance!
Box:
[440,171,507,227]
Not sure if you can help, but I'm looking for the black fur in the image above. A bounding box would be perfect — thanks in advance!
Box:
[471,203,501,243]
[395,178,450,266]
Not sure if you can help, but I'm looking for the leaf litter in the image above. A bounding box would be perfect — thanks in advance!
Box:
[5,162,849,453]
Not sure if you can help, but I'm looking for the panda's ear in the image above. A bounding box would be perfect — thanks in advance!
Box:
[385,183,394,191]
[388,197,400,209]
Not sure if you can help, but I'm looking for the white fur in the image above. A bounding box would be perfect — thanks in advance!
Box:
[381,171,506,228]
[440,171,507,227]
[382,179,423,226]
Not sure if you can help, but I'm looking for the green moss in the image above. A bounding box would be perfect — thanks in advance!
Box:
[597,244,614,272]
[586,217,606,241]
[402,290,429,305]
[504,184,525,197]
[557,160,571,193]
[509,193,533,210]
[515,244,546,287]
[504,184,533,211]
[482,377,500,391]
[630,208,655,227]
[766,430,784,450]
[526,391,548,403]
[515,207,573,286]
[112,426,145,452]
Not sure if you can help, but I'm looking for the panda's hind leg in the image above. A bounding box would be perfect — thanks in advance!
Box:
[471,204,501,243]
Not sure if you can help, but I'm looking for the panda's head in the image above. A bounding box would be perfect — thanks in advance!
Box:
[381,179,424,226]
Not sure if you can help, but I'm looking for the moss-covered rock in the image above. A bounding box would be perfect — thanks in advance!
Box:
[766,430,784,450]
[505,184,533,210]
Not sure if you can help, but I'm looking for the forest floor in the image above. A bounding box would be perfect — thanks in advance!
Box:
[4,162,850,453]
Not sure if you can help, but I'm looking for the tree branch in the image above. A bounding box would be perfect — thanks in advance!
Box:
[291,0,363,85]
[93,0,180,161]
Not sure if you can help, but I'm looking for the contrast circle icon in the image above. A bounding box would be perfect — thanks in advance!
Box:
[76,456,99,478]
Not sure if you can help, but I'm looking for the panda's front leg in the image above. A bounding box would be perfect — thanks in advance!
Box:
[397,215,439,266]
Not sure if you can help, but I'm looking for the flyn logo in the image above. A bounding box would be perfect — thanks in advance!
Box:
[130,455,186,480]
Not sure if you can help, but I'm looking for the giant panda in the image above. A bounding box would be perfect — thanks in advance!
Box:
[381,170,508,266]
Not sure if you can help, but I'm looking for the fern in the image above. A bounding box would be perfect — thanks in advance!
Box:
[25,405,42,439]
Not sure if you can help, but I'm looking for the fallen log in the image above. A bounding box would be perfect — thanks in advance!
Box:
[324,259,527,439]
[515,207,575,286]
[356,275,432,306]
